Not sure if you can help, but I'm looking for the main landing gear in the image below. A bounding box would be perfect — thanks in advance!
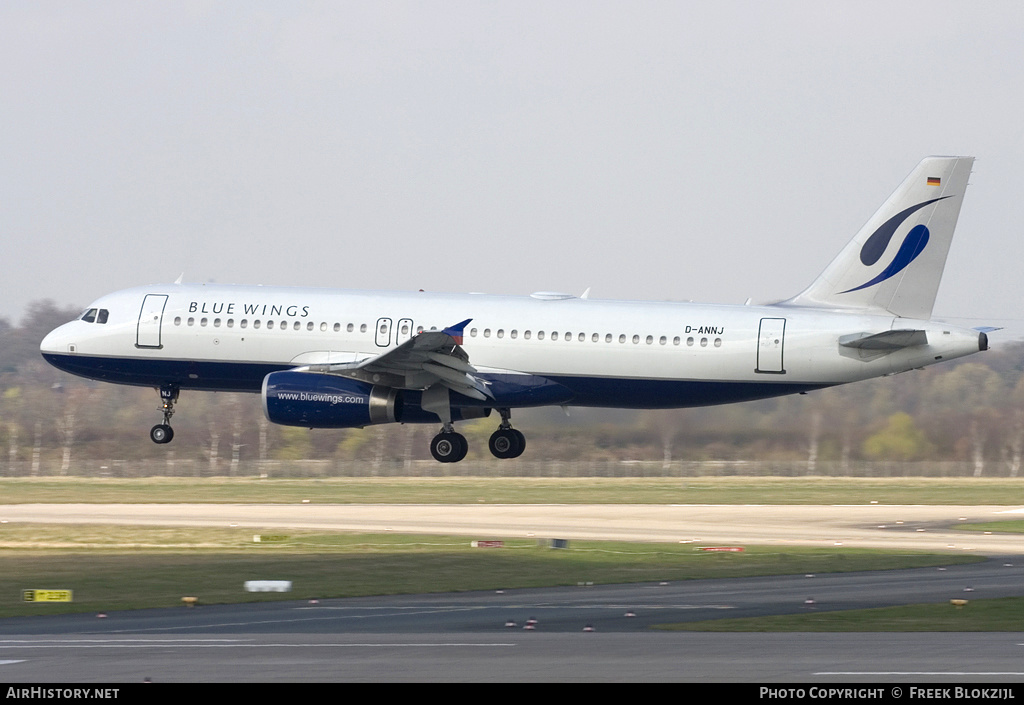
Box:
[488,408,525,459]
[150,385,178,444]
[430,426,468,463]
[429,408,526,463]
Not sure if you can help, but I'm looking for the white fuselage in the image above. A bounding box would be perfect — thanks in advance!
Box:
[40,283,985,409]
[36,157,988,462]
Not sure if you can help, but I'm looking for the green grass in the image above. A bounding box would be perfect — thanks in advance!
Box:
[0,524,983,618]
[957,520,1024,533]
[655,596,1024,632]
[1,476,1022,505]
[0,477,1017,627]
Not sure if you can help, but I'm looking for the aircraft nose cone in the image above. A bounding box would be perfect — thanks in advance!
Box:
[40,330,58,354]
[40,324,72,355]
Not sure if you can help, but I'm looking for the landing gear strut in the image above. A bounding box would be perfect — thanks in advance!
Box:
[150,384,178,444]
[488,408,525,459]
[430,424,468,463]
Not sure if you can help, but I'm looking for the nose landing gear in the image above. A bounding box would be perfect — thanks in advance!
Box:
[150,385,178,444]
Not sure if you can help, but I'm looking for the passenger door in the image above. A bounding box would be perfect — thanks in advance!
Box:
[136,294,168,349]
[756,317,786,374]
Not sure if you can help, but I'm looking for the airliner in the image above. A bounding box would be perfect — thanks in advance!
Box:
[41,156,988,462]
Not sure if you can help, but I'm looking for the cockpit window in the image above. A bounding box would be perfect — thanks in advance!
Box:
[80,308,109,324]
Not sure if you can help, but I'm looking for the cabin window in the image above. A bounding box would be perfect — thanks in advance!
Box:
[659,336,666,345]
[714,338,722,347]
[673,336,680,346]
[187,317,195,326]
[524,330,531,340]
[564,332,571,341]
[347,323,354,332]
[510,330,518,339]
[605,333,612,343]
[483,329,491,338]
[334,323,341,332]
[497,329,504,339]
[213,318,221,327]
[360,324,367,333]
[266,320,274,330]
[470,328,477,337]
[579,333,586,342]
[253,320,261,329]
[240,319,248,329]
[537,331,545,340]
[319,322,326,332]
[700,337,708,347]
[280,320,287,330]
[174,317,182,326]
[619,334,625,343]
[551,332,558,341]
[227,319,234,328]
[632,335,640,344]
[687,336,694,346]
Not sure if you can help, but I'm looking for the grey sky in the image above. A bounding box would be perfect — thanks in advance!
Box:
[3,2,1023,339]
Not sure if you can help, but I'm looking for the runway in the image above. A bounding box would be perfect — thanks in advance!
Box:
[1,502,1023,681]
[2,632,1024,683]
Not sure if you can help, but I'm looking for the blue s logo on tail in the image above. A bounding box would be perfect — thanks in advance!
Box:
[784,156,972,319]
[840,196,951,294]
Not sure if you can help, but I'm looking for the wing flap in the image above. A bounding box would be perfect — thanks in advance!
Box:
[297,318,493,400]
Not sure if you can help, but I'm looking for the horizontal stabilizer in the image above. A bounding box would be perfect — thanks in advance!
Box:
[839,329,927,350]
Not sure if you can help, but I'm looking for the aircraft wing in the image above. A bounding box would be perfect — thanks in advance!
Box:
[302,319,493,401]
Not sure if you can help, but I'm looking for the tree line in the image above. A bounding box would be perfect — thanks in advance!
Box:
[2,300,1023,476]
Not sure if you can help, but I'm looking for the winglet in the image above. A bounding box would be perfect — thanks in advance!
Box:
[442,319,472,345]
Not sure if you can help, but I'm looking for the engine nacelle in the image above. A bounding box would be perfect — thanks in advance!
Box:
[262,371,489,428]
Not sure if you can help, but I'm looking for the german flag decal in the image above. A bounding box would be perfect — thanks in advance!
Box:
[927,176,941,186]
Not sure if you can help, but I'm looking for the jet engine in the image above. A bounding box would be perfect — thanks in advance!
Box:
[262,370,488,428]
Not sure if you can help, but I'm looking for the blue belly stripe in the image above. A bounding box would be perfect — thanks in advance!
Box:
[42,353,827,408]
